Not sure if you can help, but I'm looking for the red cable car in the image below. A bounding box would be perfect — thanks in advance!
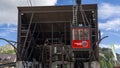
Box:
[72,26,91,48]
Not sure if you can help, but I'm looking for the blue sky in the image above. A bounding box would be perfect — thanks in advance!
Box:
[0,0,120,53]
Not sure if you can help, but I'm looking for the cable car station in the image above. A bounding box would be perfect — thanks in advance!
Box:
[17,0,99,68]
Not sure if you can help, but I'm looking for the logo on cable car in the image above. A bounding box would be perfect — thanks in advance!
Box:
[74,41,88,46]
[72,40,90,48]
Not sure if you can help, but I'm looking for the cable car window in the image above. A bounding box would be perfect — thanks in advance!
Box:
[72,27,90,48]
[78,29,83,40]
[84,29,89,40]
[72,28,89,40]
[72,29,78,40]
[72,28,90,40]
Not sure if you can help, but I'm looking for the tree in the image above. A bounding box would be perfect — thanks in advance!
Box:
[0,44,15,54]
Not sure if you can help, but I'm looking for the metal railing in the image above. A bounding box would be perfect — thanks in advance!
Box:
[0,62,16,68]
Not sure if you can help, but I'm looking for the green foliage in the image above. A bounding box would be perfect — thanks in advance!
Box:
[0,44,15,54]
[2,50,15,54]
[100,58,106,68]
[99,47,115,68]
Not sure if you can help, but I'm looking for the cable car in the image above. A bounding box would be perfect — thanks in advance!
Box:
[71,0,91,49]
[71,25,91,49]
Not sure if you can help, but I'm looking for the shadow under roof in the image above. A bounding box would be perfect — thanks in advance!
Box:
[18,4,97,24]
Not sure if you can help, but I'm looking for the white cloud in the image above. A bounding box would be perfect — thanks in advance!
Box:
[98,3,120,51]
[0,0,57,25]
[0,31,9,37]
[101,32,104,36]
[108,32,120,38]
[100,44,120,50]
[0,27,17,37]
[114,44,120,49]
[98,3,120,31]
[99,3,120,19]
[19,0,57,6]
[100,44,109,48]
[99,18,120,31]
[0,0,18,25]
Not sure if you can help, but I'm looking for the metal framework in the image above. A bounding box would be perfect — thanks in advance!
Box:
[0,62,16,68]
[17,3,98,68]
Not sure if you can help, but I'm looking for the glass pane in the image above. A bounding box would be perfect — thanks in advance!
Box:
[78,29,83,40]
[72,29,78,40]
[72,29,75,40]
[84,29,89,40]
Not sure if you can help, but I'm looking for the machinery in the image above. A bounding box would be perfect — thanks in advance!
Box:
[72,0,91,49]
[71,0,93,67]
[17,0,99,68]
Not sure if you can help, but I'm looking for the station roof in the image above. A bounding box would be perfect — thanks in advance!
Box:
[18,4,97,24]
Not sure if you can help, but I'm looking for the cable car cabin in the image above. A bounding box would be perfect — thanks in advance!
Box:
[71,26,91,49]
